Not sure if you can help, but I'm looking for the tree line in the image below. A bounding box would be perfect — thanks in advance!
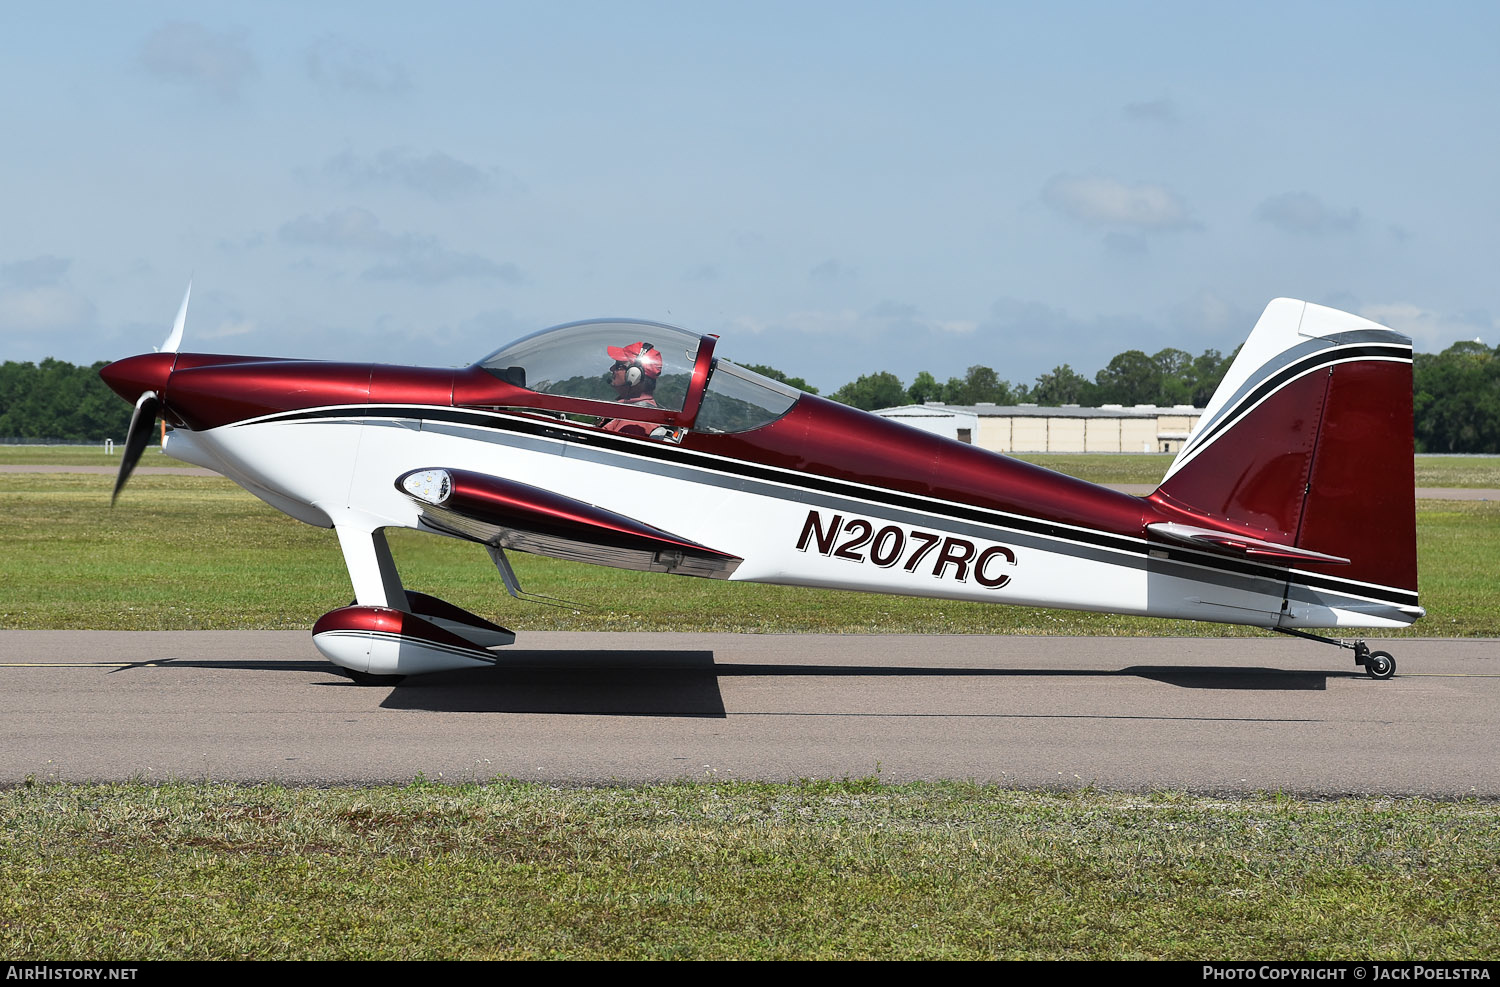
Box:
[822,347,1238,413]
[1414,342,1500,453]
[3,341,1499,452]
[0,359,130,441]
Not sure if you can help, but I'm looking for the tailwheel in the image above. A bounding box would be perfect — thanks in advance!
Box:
[1365,651,1395,680]
[1274,628,1397,681]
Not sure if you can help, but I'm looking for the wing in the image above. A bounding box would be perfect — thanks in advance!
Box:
[395,467,741,579]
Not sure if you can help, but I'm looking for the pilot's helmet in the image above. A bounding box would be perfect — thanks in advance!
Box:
[606,341,663,385]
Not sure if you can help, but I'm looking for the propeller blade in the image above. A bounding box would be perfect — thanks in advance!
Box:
[111,390,161,505]
[157,281,191,354]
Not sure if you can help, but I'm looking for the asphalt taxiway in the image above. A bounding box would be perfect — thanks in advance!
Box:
[1,631,1495,795]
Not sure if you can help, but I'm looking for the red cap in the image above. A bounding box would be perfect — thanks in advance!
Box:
[606,341,662,378]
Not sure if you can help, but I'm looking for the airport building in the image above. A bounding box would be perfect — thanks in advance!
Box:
[873,402,1204,454]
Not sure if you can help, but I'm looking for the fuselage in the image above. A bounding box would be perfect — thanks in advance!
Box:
[100,347,1420,632]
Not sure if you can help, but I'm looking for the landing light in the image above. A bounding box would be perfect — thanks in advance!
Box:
[402,469,452,505]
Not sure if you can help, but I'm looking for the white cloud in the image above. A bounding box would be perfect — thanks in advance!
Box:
[766,303,976,341]
[809,258,857,282]
[139,22,256,101]
[0,256,95,335]
[866,300,915,320]
[0,255,71,287]
[726,315,769,336]
[279,207,401,251]
[1358,302,1495,353]
[848,301,977,338]
[1124,98,1179,125]
[1256,192,1360,235]
[200,319,257,341]
[215,233,266,253]
[974,297,1162,372]
[784,309,861,334]
[362,252,523,286]
[1170,290,1249,341]
[322,147,507,200]
[0,286,96,334]
[1042,175,1199,231]
[1103,232,1148,255]
[278,208,524,285]
[306,36,410,95]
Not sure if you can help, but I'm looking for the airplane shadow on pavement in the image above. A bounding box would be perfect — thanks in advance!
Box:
[367,651,1348,716]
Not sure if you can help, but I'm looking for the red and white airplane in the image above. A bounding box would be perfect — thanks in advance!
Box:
[102,293,1420,683]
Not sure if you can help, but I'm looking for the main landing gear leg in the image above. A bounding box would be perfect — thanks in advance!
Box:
[329,525,409,686]
[335,525,410,612]
[1273,628,1396,680]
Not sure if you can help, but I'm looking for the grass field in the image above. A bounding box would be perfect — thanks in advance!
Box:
[1408,456,1500,489]
[5,444,1500,486]
[2,471,1496,634]
[0,445,184,468]
[1016,453,1500,489]
[3,781,1498,960]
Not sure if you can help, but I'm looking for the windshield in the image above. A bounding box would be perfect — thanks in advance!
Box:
[478,319,704,413]
[695,359,802,432]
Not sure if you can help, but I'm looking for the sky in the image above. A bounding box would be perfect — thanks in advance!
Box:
[2,1,1497,392]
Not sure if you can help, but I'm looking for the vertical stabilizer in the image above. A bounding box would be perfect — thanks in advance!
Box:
[1152,299,1419,620]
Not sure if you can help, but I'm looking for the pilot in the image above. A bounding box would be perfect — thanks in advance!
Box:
[602,341,663,436]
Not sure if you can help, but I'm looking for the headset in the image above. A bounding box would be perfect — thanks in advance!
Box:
[608,342,658,387]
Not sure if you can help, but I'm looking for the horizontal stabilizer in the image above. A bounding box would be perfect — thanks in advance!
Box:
[396,467,742,579]
[1146,522,1350,566]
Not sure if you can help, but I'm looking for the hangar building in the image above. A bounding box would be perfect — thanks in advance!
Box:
[873,402,1205,454]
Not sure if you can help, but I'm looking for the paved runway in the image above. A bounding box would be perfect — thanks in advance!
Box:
[1,631,1495,795]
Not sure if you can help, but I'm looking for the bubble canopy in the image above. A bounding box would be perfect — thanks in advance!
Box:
[478,319,702,411]
[476,318,803,433]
